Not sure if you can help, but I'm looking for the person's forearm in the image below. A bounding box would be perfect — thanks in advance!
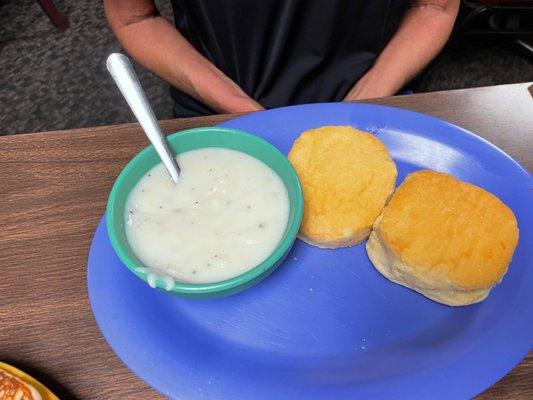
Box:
[104,1,262,114]
[345,0,459,101]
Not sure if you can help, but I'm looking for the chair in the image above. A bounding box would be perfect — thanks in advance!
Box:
[457,0,533,55]
[36,0,69,30]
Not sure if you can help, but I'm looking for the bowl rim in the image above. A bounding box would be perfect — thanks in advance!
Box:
[106,126,303,296]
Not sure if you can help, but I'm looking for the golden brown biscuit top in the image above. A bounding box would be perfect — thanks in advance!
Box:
[379,170,519,290]
[288,126,397,244]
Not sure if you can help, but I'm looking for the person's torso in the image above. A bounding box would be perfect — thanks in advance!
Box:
[170,0,409,115]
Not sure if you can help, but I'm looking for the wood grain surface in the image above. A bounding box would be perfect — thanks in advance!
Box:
[1,83,532,399]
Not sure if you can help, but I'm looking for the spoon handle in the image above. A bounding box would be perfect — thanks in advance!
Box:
[106,53,180,183]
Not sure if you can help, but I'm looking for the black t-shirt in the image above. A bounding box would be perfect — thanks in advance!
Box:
[170,0,410,117]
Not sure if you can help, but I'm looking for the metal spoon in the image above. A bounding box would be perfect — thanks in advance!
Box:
[106,53,180,183]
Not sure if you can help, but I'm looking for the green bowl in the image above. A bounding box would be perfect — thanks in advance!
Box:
[106,127,303,299]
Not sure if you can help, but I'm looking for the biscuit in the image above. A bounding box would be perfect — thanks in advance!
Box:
[366,170,519,306]
[288,126,397,248]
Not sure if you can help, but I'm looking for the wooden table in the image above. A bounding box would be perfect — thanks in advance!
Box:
[1,82,532,399]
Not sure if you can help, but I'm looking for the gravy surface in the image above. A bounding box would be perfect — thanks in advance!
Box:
[125,148,289,286]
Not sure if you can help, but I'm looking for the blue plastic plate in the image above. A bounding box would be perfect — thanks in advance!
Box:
[88,103,532,399]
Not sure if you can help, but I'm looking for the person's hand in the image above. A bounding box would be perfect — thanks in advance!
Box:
[213,91,264,114]
[191,61,265,114]
[106,0,264,116]
[343,69,395,102]
[344,0,459,103]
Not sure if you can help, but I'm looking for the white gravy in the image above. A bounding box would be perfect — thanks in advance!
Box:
[125,147,289,286]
